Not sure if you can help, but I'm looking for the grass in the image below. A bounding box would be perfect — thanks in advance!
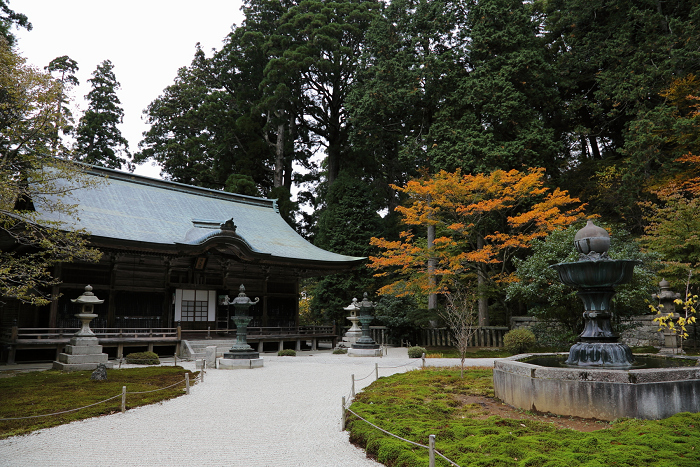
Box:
[347,367,700,467]
[424,346,513,358]
[0,366,197,439]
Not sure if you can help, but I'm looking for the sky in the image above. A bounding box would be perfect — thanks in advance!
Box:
[13,0,245,178]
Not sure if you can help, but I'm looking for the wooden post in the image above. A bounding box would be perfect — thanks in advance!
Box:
[375,363,379,381]
[121,386,126,413]
[341,396,346,431]
[185,373,190,395]
[429,434,436,467]
[422,353,426,369]
[351,374,355,398]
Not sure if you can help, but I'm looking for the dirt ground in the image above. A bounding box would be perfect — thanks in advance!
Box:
[455,394,611,432]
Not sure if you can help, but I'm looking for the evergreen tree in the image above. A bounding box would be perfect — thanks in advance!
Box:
[75,60,131,170]
[0,0,30,47]
[137,49,220,186]
[347,0,469,212]
[543,0,700,229]
[310,172,382,325]
[428,0,562,175]
[45,55,79,146]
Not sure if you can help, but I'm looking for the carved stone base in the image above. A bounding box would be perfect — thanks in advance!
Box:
[218,357,264,369]
[566,342,634,366]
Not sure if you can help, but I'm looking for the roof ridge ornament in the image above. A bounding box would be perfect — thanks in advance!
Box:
[220,218,237,232]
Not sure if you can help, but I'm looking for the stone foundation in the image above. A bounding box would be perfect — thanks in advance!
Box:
[52,336,112,372]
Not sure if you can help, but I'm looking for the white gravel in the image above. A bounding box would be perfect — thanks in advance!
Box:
[0,349,497,467]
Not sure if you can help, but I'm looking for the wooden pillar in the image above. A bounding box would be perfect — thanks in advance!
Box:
[107,255,117,327]
[163,257,173,328]
[262,276,269,327]
[278,340,284,351]
[294,278,300,327]
[295,339,301,351]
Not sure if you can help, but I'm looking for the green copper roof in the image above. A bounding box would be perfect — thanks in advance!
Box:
[38,166,364,265]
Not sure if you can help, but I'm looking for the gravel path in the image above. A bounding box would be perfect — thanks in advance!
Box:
[0,349,497,467]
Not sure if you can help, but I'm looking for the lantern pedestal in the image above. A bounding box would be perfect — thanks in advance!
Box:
[53,286,112,371]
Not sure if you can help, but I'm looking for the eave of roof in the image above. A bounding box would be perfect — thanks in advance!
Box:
[33,165,365,267]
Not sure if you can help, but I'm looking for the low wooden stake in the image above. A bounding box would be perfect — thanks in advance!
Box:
[121,386,126,413]
[341,396,346,431]
[185,373,190,395]
[429,434,436,467]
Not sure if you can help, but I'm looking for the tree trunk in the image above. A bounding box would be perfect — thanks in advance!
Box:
[427,222,437,310]
[274,119,285,188]
[477,235,489,326]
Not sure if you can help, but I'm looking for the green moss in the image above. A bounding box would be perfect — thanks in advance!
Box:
[0,367,196,439]
[347,368,700,467]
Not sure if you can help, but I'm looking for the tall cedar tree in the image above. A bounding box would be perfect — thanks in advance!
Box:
[45,55,79,147]
[264,0,380,187]
[137,48,224,188]
[369,168,585,325]
[347,0,469,213]
[75,60,131,170]
[429,0,563,175]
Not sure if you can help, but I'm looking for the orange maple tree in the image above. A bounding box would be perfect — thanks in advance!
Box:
[368,168,585,299]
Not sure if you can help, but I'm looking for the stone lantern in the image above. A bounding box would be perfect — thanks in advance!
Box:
[652,279,682,350]
[348,292,382,357]
[337,298,362,347]
[53,285,112,371]
[219,284,264,368]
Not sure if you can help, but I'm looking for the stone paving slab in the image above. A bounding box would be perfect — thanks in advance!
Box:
[0,349,497,467]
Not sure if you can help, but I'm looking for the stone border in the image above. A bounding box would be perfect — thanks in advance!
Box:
[494,353,700,420]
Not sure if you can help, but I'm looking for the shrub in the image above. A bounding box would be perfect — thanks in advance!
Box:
[125,351,160,365]
[426,353,443,358]
[277,349,296,356]
[503,329,537,354]
[333,348,348,354]
[407,346,427,358]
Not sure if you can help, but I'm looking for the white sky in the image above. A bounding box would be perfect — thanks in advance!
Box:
[13,0,245,178]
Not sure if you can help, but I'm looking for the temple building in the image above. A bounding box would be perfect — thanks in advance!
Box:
[0,165,364,362]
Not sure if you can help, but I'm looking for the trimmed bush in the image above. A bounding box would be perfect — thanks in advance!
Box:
[407,346,427,358]
[333,348,348,354]
[503,328,537,354]
[125,351,160,365]
[277,349,296,356]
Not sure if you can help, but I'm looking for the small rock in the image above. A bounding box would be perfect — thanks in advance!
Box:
[91,363,108,381]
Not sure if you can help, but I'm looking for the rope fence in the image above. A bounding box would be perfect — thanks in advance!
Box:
[0,361,206,422]
[341,355,460,467]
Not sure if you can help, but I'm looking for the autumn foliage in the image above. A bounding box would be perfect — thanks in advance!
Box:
[369,168,585,297]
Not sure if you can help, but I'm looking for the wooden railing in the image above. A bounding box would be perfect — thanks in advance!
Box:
[410,326,508,348]
[1,327,178,342]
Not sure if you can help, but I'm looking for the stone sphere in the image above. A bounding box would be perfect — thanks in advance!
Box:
[573,220,610,255]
